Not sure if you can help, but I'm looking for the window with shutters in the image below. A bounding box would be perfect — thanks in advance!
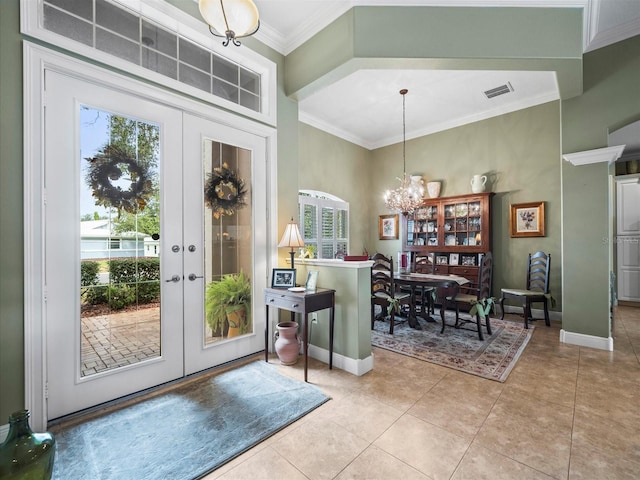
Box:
[299,191,349,260]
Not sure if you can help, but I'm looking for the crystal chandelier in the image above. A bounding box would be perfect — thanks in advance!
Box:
[384,89,424,215]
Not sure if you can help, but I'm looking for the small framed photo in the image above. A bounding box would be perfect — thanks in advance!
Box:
[271,268,296,288]
[305,270,319,292]
[379,214,399,240]
[436,255,448,265]
[510,201,545,237]
[449,253,459,266]
[461,255,476,266]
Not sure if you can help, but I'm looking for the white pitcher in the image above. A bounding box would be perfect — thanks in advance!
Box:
[470,174,487,193]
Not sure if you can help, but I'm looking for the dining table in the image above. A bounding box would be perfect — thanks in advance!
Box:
[393,273,471,332]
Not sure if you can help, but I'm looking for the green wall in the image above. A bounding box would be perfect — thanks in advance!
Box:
[366,101,562,308]
[298,124,371,255]
[285,6,583,100]
[561,34,640,338]
[0,0,24,426]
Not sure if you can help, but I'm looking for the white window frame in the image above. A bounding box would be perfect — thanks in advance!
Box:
[20,0,277,126]
[298,191,349,259]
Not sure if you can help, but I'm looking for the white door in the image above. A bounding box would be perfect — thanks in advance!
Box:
[44,71,266,419]
[616,178,640,302]
[183,114,267,374]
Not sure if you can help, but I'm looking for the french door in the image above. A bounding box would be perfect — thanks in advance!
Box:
[43,69,266,420]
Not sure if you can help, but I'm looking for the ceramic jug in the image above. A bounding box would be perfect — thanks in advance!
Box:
[470,174,487,193]
[274,322,300,365]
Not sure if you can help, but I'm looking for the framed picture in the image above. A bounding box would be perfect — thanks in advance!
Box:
[271,268,296,288]
[449,253,459,265]
[510,201,545,237]
[436,255,448,265]
[379,214,399,240]
[305,270,319,292]
[461,254,476,266]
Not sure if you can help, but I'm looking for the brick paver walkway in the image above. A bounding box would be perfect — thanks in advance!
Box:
[81,306,160,376]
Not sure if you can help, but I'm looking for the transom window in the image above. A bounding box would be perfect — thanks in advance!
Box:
[299,191,349,259]
[23,0,275,123]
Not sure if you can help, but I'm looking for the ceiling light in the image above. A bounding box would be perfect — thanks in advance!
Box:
[384,89,424,215]
[198,0,260,47]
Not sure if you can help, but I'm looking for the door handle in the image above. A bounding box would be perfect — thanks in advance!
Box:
[165,275,181,283]
[188,273,203,281]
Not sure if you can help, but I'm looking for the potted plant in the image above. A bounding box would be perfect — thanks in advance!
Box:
[205,271,252,338]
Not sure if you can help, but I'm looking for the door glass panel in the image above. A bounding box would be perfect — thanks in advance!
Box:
[203,141,253,344]
[79,106,161,377]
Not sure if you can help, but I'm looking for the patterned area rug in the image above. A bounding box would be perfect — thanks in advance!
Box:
[51,361,329,479]
[372,311,533,382]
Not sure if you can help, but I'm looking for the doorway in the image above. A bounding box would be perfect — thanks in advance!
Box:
[27,52,272,424]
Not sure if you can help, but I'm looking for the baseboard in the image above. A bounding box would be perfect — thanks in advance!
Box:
[307,344,373,376]
[560,329,614,351]
[0,423,8,443]
[501,305,562,321]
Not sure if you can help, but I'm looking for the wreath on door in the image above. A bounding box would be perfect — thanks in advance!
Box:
[204,163,248,219]
[85,145,153,217]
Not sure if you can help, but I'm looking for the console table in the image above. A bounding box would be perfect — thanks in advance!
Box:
[264,287,336,382]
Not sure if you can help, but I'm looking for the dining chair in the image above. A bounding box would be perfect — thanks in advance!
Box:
[410,253,435,316]
[500,251,551,329]
[371,253,411,334]
[445,252,493,340]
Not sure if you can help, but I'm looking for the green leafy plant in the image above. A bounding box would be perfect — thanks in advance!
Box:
[205,272,252,336]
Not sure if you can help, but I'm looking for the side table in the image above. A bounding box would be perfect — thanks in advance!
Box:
[264,287,336,382]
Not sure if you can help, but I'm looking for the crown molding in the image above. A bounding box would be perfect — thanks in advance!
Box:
[563,145,626,166]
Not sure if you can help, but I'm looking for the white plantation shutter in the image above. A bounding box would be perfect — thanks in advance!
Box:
[299,192,349,259]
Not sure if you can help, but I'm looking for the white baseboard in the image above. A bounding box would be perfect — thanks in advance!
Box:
[307,344,373,376]
[560,329,614,351]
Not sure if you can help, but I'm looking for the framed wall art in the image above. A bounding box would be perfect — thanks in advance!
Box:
[379,214,399,240]
[510,201,545,238]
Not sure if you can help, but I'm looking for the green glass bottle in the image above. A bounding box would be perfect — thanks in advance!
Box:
[0,410,55,479]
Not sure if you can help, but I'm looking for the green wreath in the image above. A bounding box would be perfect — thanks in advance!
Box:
[204,163,248,219]
[85,145,153,217]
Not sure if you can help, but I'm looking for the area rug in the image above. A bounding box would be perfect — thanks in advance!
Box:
[372,312,533,382]
[51,361,329,479]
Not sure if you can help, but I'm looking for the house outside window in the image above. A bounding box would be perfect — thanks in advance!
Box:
[299,191,349,259]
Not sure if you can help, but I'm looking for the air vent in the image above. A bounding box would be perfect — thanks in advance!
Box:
[484,82,514,99]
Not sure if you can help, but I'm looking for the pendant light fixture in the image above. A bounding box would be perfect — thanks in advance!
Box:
[383,89,424,215]
[198,0,260,47]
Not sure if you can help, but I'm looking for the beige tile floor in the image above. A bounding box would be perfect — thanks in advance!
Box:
[204,306,640,480]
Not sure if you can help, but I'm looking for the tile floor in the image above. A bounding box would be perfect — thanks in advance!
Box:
[204,306,640,480]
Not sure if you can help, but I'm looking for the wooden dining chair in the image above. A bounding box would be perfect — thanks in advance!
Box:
[371,253,411,334]
[500,251,551,329]
[445,252,493,340]
[410,253,435,316]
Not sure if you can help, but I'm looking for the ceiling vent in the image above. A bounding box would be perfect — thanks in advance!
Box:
[484,82,514,99]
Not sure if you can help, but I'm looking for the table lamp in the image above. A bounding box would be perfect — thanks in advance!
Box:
[278,217,305,269]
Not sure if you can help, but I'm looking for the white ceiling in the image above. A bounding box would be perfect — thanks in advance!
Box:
[250,0,640,149]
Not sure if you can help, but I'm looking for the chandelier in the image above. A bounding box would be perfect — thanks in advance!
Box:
[383,89,424,215]
[198,0,260,47]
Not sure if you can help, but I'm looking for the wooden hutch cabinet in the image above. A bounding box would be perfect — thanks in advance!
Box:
[402,192,493,282]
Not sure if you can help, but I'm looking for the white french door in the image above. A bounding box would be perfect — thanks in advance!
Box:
[182,114,267,374]
[43,70,267,420]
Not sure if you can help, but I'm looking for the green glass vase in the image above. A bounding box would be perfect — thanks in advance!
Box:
[0,409,55,479]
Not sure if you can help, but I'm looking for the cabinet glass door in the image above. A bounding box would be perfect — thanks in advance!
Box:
[443,201,482,247]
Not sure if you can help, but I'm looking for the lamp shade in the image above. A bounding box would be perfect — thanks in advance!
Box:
[278,219,305,248]
[199,0,260,46]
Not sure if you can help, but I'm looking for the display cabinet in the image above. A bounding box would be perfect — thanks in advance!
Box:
[402,192,493,282]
